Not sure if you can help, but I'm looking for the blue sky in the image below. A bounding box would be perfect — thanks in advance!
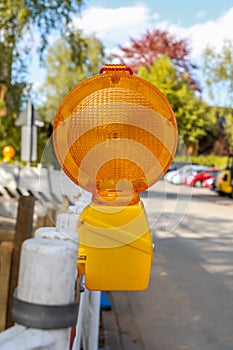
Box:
[85,0,233,27]
[73,0,233,57]
[30,0,233,105]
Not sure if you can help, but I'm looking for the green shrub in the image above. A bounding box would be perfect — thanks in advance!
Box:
[174,154,228,169]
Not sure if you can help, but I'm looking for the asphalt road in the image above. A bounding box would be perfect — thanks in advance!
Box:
[108,181,233,350]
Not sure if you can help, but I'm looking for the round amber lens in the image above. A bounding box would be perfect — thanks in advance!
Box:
[53,68,177,204]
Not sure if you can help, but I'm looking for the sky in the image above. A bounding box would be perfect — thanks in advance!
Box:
[30,0,233,103]
[75,0,233,59]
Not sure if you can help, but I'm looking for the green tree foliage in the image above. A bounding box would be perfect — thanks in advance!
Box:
[37,32,105,161]
[0,115,20,156]
[203,40,233,105]
[38,31,105,123]
[114,28,213,153]
[224,110,233,153]
[0,0,84,156]
[203,40,233,152]
[138,56,208,150]
[0,0,83,114]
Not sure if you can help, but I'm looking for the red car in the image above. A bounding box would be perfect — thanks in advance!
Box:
[183,168,218,187]
[202,177,215,189]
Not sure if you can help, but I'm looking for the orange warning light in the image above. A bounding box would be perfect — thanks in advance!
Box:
[53,64,177,205]
[2,145,15,163]
[53,64,178,290]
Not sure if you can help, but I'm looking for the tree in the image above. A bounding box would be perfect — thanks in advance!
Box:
[0,0,84,156]
[38,31,105,123]
[114,29,200,91]
[224,110,233,153]
[0,0,83,116]
[203,40,233,105]
[0,82,7,117]
[203,40,233,152]
[138,55,207,152]
[0,114,20,156]
[37,31,105,160]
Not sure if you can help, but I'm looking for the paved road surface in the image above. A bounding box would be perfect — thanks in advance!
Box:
[104,181,233,350]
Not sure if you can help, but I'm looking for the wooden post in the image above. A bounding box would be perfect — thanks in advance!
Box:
[45,207,56,227]
[0,241,14,331]
[6,195,35,328]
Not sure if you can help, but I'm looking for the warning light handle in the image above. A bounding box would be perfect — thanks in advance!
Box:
[99,64,133,75]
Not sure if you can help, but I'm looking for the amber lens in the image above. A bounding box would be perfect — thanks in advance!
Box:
[2,145,15,159]
[53,70,177,204]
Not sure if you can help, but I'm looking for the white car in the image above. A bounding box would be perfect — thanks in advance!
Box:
[164,170,178,182]
[165,165,210,185]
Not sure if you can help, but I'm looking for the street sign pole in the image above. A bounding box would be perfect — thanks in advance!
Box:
[15,100,44,166]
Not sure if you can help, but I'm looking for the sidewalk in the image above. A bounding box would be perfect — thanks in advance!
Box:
[101,292,144,350]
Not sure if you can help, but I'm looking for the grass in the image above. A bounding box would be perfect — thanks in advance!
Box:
[174,154,229,170]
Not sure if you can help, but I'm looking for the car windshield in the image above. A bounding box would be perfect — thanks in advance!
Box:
[208,171,218,176]
[179,167,205,174]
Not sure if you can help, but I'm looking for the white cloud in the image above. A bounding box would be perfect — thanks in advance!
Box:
[73,4,158,45]
[73,4,233,61]
[187,8,233,59]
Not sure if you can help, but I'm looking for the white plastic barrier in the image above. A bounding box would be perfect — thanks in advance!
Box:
[0,163,81,204]
[72,288,100,350]
[0,204,101,350]
[0,325,55,350]
[55,209,100,350]
[0,229,78,350]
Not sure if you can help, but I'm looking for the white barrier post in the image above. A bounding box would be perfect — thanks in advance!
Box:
[55,205,101,350]
[0,232,78,350]
[87,290,101,350]
[0,203,101,350]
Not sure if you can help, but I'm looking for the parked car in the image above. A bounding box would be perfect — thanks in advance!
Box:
[183,168,219,187]
[202,177,216,189]
[164,165,209,185]
[215,154,233,197]
[166,162,177,173]
[164,169,178,182]
[165,161,196,174]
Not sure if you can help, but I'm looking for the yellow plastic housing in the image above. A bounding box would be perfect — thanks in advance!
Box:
[77,200,153,291]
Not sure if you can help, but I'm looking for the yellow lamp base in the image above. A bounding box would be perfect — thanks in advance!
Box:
[77,200,154,291]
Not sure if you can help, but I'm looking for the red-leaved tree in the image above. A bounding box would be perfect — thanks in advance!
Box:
[114,29,200,91]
